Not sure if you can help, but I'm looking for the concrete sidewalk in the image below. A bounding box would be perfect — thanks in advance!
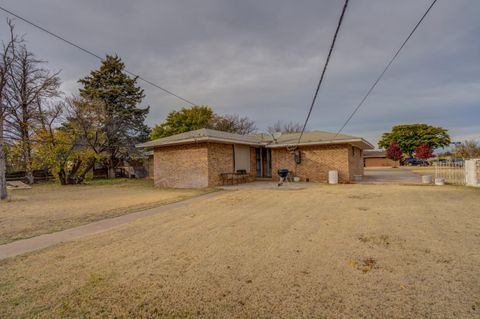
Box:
[0,191,225,260]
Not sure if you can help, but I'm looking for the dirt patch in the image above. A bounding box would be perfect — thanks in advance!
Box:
[358,234,391,248]
[350,257,378,273]
[0,184,479,318]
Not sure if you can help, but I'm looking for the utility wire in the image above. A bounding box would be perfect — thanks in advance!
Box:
[331,0,438,141]
[296,0,349,146]
[4,134,145,149]
[0,5,197,106]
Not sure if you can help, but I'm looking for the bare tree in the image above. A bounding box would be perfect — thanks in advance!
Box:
[4,42,60,184]
[0,19,21,200]
[267,121,303,134]
[455,140,480,159]
[209,114,257,135]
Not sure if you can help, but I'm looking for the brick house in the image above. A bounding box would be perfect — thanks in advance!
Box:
[363,150,400,167]
[137,128,373,188]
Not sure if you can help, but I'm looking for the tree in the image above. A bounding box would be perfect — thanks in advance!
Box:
[4,41,61,184]
[0,19,19,199]
[378,124,450,157]
[455,140,480,159]
[386,142,403,164]
[35,97,109,184]
[150,106,256,139]
[151,106,212,139]
[267,121,303,134]
[414,144,433,160]
[79,55,149,178]
[34,127,106,185]
[209,114,256,135]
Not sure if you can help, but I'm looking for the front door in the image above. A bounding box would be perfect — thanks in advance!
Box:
[256,148,272,178]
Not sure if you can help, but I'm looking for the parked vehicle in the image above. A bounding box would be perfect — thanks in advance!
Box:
[403,158,429,166]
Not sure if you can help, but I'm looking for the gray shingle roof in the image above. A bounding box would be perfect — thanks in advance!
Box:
[136,128,263,148]
[137,128,373,149]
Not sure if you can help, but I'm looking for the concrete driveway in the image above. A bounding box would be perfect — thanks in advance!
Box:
[361,167,423,184]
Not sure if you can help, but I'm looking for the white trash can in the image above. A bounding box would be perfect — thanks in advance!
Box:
[422,175,433,184]
[328,170,338,184]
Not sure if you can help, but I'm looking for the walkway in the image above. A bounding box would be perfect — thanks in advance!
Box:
[219,180,311,190]
[361,167,423,184]
[0,191,225,260]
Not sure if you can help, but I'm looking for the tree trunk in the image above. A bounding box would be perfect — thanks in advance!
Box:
[107,167,116,179]
[23,144,34,184]
[58,167,67,185]
[0,115,8,200]
[107,156,118,179]
[78,158,95,182]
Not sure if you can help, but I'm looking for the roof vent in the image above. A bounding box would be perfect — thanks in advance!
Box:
[272,132,282,143]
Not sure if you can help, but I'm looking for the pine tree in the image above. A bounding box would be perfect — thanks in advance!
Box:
[78,55,149,177]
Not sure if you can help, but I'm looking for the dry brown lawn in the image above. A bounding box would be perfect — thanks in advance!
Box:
[402,166,437,176]
[0,179,209,244]
[0,184,479,318]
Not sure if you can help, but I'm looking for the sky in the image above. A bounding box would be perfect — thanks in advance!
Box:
[1,0,479,147]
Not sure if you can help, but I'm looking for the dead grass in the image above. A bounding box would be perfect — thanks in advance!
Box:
[0,179,211,244]
[0,184,479,318]
[402,166,436,176]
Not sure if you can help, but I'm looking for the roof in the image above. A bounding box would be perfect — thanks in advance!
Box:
[137,128,374,150]
[136,128,264,148]
[363,150,387,158]
[261,131,373,150]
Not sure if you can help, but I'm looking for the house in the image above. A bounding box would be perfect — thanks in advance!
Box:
[136,128,373,188]
[363,150,399,167]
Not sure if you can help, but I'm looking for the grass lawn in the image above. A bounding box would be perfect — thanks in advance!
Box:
[0,178,211,244]
[0,184,479,318]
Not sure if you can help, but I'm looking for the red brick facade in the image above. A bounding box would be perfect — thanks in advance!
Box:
[364,157,399,167]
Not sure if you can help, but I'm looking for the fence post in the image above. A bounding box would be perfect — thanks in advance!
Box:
[465,159,480,187]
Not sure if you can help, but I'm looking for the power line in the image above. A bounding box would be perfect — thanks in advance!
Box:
[3,132,145,149]
[296,0,350,146]
[0,5,197,106]
[331,0,438,141]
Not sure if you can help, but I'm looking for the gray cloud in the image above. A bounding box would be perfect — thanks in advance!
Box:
[2,0,479,146]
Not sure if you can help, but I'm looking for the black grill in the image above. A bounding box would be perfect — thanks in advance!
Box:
[277,168,289,178]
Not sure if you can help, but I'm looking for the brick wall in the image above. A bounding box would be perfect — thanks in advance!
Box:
[153,142,258,187]
[153,142,364,187]
[364,157,399,167]
[154,143,209,188]
[271,144,358,183]
[207,143,234,186]
[348,146,364,177]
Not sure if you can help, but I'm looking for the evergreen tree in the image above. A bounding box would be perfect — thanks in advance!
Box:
[78,55,149,177]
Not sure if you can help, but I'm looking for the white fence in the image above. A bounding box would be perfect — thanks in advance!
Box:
[434,162,465,185]
[434,159,480,187]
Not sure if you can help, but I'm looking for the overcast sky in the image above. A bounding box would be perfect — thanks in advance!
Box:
[1,0,479,146]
